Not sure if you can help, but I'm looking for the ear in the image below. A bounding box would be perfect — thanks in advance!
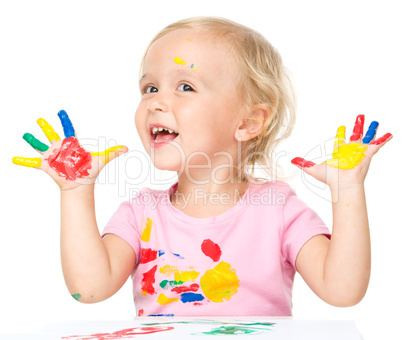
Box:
[234,105,270,142]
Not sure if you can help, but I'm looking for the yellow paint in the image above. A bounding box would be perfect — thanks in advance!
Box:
[140,218,153,242]
[323,143,367,169]
[157,293,178,305]
[37,118,61,142]
[159,265,179,276]
[200,261,239,303]
[191,65,197,71]
[159,265,199,283]
[174,270,200,283]
[334,126,346,149]
[12,157,41,168]
[174,57,186,66]
[91,145,125,164]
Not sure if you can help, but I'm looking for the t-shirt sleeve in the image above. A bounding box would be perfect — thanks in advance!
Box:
[102,201,141,260]
[281,189,331,268]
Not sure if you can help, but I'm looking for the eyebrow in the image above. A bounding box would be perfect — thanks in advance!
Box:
[139,68,204,85]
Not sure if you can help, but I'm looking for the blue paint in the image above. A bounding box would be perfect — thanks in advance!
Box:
[171,252,184,259]
[158,250,166,257]
[149,314,174,317]
[57,110,75,138]
[180,292,204,303]
[362,121,379,144]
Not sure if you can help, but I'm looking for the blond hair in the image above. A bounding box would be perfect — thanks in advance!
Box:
[139,16,297,183]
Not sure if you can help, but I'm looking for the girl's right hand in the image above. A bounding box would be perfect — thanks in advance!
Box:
[12,110,128,191]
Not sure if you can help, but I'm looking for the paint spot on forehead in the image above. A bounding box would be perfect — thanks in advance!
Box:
[174,57,187,65]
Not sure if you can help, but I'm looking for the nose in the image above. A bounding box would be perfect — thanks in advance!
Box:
[146,92,169,113]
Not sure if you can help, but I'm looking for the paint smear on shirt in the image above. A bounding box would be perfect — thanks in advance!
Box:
[201,239,222,262]
[140,218,153,242]
[200,261,239,303]
[46,137,92,180]
[141,265,157,295]
[160,280,184,289]
[174,270,200,283]
[171,283,199,293]
[157,293,179,305]
[180,292,204,303]
[141,248,158,264]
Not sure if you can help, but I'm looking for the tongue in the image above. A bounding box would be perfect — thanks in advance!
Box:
[155,130,179,142]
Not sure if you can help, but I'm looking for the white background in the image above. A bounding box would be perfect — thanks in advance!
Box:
[1,0,401,339]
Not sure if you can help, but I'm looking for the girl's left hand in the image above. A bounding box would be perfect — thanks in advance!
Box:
[291,115,393,190]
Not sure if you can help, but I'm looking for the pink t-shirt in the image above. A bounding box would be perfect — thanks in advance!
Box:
[102,180,330,316]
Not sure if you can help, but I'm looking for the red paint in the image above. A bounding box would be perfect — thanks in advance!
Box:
[61,326,174,339]
[291,157,316,168]
[194,302,203,306]
[369,132,392,145]
[350,115,365,141]
[140,248,158,264]
[171,283,199,293]
[141,265,157,295]
[46,137,92,180]
[138,309,144,316]
[201,239,222,262]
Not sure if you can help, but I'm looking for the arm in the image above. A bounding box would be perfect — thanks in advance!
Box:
[295,183,370,307]
[61,184,136,303]
[292,115,392,306]
[13,110,132,303]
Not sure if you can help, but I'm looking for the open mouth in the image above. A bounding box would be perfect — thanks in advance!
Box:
[150,126,179,145]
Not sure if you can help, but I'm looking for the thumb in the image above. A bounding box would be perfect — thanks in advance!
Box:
[291,157,320,178]
[92,145,129,165]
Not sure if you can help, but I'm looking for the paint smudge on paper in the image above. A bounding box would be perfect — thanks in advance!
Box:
[141,265,157,295]
[140,218,153,242]
[201,239,222,262]
[46,137,92,180]
[61,326,174,339]
[200,261,239,302]
[148,314,174,317]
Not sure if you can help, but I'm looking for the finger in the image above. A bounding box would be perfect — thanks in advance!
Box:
[362,121,379,144]
[291,157,316,168]
[369,132,393,145]
[91,145,128,164]
[22,133,49,152]
[349,114,365,142]
[57,110,75,138]
[12,156,41,168]
[37,118,61,142]
[332,125,345,157]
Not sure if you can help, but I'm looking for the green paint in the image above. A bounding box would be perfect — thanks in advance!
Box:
[159,280,184,289]
[72,293,82,301]
[194,325,261,335]
[23,133,49,152]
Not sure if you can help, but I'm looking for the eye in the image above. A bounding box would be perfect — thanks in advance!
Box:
[143,86,158,94]
[178,84,194,92]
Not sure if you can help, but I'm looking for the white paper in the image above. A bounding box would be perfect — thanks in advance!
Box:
[28,317,363,339]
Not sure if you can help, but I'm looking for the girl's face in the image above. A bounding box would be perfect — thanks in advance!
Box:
[135,28,247,173]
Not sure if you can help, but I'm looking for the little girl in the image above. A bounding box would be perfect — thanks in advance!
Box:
[13,17,392,317]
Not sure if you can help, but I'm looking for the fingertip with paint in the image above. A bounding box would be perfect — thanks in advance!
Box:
[362,121,379,144]
[291,157,315,168]
[57,110,76,138]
